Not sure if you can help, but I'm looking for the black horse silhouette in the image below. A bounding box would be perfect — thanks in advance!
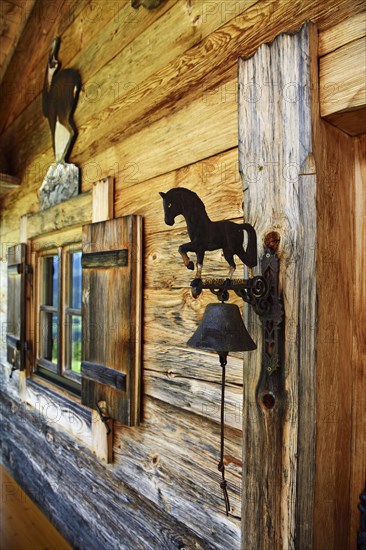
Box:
[42,37,81,163]
[160,187,257,279]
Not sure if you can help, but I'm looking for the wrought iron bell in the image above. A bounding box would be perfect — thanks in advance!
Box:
[187,302,256,353]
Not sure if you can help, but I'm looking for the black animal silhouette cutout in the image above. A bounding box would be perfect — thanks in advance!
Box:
[42,37,81,163]
[160,187,257,279]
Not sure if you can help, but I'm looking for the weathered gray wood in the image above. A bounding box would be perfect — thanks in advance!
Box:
[0,389,209,550]
[239,24,317,549]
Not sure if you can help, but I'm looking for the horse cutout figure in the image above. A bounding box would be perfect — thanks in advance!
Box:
[160,187,257,280]
[42,37,81,163]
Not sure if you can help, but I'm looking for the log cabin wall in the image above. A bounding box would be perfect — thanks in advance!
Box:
[0,1,364,549]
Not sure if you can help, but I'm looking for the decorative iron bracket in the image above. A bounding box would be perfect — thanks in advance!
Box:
[190,248,283,375]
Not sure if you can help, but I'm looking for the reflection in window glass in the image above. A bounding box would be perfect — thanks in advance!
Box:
[68,250,82,373]
[43,255,59,307]
[70,315,82,372]
[70,252,82,309]
[41,311,58,363]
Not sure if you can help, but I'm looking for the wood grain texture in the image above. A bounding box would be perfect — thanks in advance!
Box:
[26,191,92,239]
[239,24,317,549]
[312,82,357,550]
[82,216,142,426]
[320,37,366,132]
[0,464,72,550]
[92,176,114,222]
[3,0,363,179]
[319,11,366,56]
[349,134,366,549]
[0,389,210,550]
[113,396,242,544]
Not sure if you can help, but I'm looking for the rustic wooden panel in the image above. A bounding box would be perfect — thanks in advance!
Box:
[116,147,242,222]
[239,24,317,549]
[82,216,142,425]
[0,389,210,549]
[0,0,177,167]
[78,78,238,189]
[5,0,362,176]
[144,370,243,431]
[2,0,261,172]
[0,0,89,131]
[349,134,366,549]
[319,11,366,56]
[312,105,355,549]
[144,343,244,386]
[320,37,366,133]
[113,396,242,541]
[0,0,126,133]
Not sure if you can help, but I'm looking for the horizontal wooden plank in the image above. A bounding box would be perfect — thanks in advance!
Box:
[144,343,244,386]
[320,37,366,129]
[144,369,243,431]
[81,361,126,391]
[323,106,366,137]
[319,11,366,56]
[25,379,92,446]
[26,191,92,239]
[81,249,128,268]
[3,1,364,179]
[0,389,212,549]
[115,147,243,230]
[78,77,238,188]
[113,396,242,542]
[2,0,258,171]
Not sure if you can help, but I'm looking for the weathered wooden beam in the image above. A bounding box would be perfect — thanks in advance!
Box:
[0,389,211,550]
[26,191,92,239]
[239,24,317,549]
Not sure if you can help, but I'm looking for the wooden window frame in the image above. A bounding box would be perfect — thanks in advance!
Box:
[32,229,82,396]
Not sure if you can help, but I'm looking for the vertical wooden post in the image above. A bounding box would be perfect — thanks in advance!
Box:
[238,24,317,549]
[91,177,114,463]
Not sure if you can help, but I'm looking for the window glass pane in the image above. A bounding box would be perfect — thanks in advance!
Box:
[43,255,59,306]
[40,311,58,363]
[70,252,82,309]
[69,315,82,372]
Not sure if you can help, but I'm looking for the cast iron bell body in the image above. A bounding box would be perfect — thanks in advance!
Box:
[187,302,257,353]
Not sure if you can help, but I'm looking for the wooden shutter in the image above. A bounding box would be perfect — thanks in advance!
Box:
[81,215,142,426]
[7,244,27,372]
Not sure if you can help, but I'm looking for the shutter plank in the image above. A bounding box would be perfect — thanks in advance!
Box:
[81,216,142,425]
[6,244,26,372]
